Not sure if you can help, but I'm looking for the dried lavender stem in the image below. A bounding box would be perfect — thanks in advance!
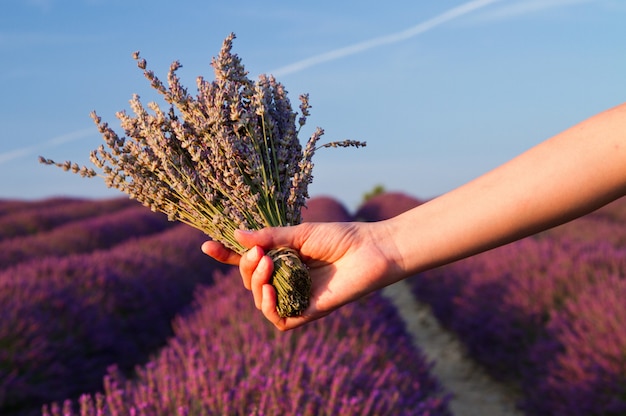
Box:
[267,248,311,317]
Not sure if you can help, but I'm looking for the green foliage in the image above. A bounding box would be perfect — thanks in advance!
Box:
[362,184,386,203]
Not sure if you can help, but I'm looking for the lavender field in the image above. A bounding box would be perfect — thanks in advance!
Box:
[382,195,626,415]
[3,193,625,415]
[1,196,449,415]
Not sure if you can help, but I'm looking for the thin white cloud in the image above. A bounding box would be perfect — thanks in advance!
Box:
[469,0,598,22]
[268,0,504,77]
[0,128,94,165]
[0,146,37,165]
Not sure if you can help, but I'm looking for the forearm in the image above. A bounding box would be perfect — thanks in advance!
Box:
[384,102,626,280]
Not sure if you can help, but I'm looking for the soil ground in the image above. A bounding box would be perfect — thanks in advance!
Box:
[382,280,524,416]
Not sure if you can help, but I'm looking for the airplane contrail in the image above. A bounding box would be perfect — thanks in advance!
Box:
[4,1,498,167]
[0,127,94,165]
[2,0,504,167]
[269,0,504,77]
[474,0,597,22]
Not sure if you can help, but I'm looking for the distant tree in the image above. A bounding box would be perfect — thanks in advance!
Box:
[362,184,386,203]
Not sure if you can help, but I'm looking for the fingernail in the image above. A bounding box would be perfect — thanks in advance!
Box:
[245,246,262,261]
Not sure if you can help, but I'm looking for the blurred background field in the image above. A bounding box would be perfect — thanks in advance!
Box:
[0,194,450,415]
[1,192,625,414]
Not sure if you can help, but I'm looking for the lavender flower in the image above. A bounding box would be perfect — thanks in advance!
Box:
[300,196,352,222]
[0,222,228,414]
[0,198,133,241]
[401,193,626,411]
[524,274,626,415]
[40,33,365,317]
[354,191,422,222]
[0,205,171,268]
[42,267,450,416]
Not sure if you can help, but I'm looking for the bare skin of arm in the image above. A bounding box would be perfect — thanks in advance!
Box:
[202,102,626,331]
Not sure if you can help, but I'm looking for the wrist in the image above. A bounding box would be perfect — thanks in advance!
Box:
[368,219,414,286]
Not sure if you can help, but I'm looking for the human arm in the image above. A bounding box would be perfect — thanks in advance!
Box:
[388,101,626,277]
[203,102,626,330]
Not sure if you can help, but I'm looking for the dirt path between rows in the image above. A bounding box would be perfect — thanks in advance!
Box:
[382,280,524,416]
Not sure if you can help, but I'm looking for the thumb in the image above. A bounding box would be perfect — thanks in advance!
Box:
[234,225,304,251]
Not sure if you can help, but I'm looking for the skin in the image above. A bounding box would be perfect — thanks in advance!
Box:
[202,102,626,331]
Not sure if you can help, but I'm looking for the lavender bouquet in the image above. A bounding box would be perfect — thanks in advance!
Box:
[40,33,364,317]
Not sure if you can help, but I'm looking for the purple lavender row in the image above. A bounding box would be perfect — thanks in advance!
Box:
[300,195,353,222]
[410,238,626,372]
[0,196,349,414]
[44,267,450,416]
[524,274,626,415]
[355,191,423,222]
[0,197,78,217]
[536,197,626,247]
[0,205,173,269]
[398,195,626,414]
[0,197,135,241]
[0,224,229,415]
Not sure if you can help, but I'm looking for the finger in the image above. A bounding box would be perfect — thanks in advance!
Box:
[239,246,265,290]
[260,284,308,331]
[234,225,307,251]
[250,255,274,309]
[201,240,241,266]
[260,283,285,328]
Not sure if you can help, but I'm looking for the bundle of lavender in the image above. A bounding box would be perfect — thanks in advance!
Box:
[40,33,364,317]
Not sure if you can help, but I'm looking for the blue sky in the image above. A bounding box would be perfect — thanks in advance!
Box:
[2,0,625,209]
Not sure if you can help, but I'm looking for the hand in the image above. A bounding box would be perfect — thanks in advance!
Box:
[202,221,397,330]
